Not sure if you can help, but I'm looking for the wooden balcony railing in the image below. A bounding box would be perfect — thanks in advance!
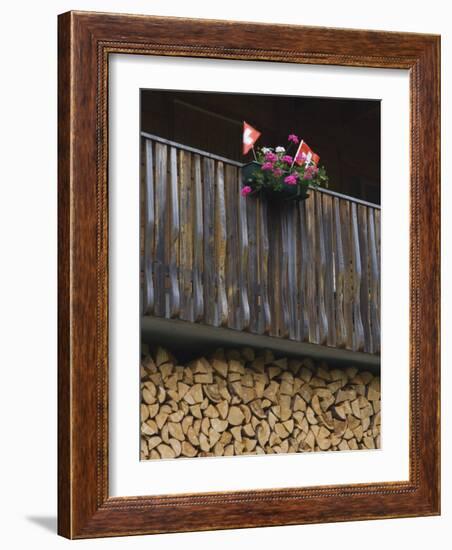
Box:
[141,132,380,355]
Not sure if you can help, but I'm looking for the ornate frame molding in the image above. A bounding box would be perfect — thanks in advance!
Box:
[58,11,440,538]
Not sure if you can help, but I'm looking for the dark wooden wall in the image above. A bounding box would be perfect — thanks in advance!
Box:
[141,90,381,204]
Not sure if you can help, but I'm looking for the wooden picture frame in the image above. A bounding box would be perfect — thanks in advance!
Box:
[58,11,440,538]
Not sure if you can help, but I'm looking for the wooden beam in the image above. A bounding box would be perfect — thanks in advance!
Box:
[141,316,380,371]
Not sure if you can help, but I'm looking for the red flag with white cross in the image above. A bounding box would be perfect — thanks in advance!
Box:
[242,121,261,155]
[294,140,320,166]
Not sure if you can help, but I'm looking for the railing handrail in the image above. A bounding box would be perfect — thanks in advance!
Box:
[315,187,380,210]
[141,131,381,210]
[141,132,244,168]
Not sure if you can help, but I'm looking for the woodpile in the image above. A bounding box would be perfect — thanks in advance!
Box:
[140,346,381,460]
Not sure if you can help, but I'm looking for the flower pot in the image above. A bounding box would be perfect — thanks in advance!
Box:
[241,161,310,202]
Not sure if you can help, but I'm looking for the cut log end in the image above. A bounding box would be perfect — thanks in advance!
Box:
[141,346,381,459]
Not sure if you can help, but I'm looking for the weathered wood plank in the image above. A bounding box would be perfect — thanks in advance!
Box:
[322,193,336,347]
[154,142,167,317]
[225,165,239,329]
[271,204,288,339]
[215,162,228,327]
[374,208,381,261]
[255,199,263,334]
[192,154,204,321]
[305,193,319,344]
[298,201,309,342]
[340,199,353,349]
[258,198,271,335]
[286,203,299,340]
[267,204,279,337]
[178,149,193,321]
[203,157,216,325]
[333,197,347,348]
[238,175,250,331]
[358,204,372,353]
[168,147,180,318]
[279,205,290,339]
[247,195,259,333]
[143,139,155,315]
[315,192,328,345]
[374,208,381,350]
[368,207,380,353]
[350,202,365,351]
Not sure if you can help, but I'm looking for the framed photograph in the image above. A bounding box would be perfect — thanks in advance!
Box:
[58,11,440,538]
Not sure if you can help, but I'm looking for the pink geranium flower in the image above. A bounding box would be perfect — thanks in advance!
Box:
[288,134,299,144]
[241,185,252,196]
[281,155,293,164]
[303,166,319,180]
[261,162,274,170]
[284,174,298,185]
[264,151,278,162]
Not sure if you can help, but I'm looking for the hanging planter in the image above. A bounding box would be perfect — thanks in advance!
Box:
[240,133,329,201]
[241,161,311,202]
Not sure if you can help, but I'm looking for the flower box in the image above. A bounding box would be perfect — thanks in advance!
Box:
[240,134,328,201]
[242,161,310,202]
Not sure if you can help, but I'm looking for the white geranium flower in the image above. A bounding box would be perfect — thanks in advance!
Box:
[275,146,285,153]
[261,147,272,154]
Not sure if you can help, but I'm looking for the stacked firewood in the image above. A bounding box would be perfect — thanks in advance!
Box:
[140,346,381,460]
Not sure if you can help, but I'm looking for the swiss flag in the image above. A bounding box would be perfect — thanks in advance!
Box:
[242,121,261,155]
[295,140,320,165]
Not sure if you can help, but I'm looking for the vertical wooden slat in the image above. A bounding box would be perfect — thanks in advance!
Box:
[215,162,228,327]
[225,165,239,329]
[279,205,290,339]
[322,193,336,347]
[298,201,309,342]
[168,147,180,318]
[267,206,278,338]
[340,200,353,349]
[375,208,381,260]
[154,142,167,317]
[333,197,347,348]
[272,209,282,338]
[305,194,319,344]
[143,139,155,315]
[374,208,381,351]
[280,204,293,340]
[358,204,372,353]
[238,177,250,331]
[286,203,299,340]
[259,198,271,335]
[315,192,328,345]
[179,149,193,321]
[247,196,259,333]
[255,200,262,334]
[270,206,288,339]
[350,202,365,351]
[203,157,217,326]
[368,208,381,353]
[192,154,204,321]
